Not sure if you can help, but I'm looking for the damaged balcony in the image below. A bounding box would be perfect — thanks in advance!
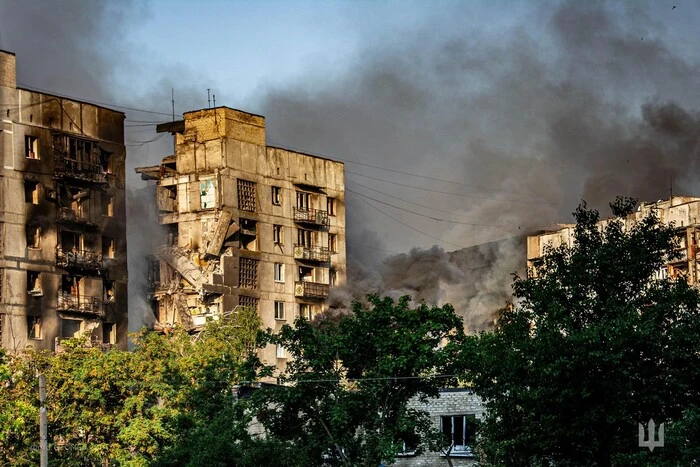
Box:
[56,247,103,273]
[57,293,105,318]
[53,133,109,184]
[293,208,330,228]
[293,244,330,263]
[56,206,97,228]
[294,281,329,299]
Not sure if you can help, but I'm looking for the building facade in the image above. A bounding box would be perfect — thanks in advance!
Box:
[136,107,346,367]
[0,50,128,352]
[527,196,700,283]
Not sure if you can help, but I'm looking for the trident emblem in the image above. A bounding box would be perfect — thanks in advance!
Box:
[638,418,664,452]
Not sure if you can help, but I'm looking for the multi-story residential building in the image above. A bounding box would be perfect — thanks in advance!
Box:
[0,50,128,352]
[527,196,700,283]
[136,106,346,367]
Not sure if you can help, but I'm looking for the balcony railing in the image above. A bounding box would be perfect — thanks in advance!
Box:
[55,336,111,353]
[293,244,330,263]
[293,208,330,228]
[294,281,329,299]
[57,207,95,226]
[56,293,105,317]
[54,156,107,184]
[56,247,103,272]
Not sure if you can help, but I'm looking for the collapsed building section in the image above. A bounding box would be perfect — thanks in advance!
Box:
[136,107,346,368]
[0,50,128,352]
[527,196,700,283]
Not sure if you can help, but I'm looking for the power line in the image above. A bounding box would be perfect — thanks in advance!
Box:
[346,170,561,206]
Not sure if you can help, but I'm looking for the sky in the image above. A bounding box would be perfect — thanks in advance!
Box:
[2,0,700,328]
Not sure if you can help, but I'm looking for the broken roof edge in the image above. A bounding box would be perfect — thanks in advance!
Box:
[16,86,127,117]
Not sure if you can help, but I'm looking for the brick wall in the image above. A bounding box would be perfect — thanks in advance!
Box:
[0,51,16,88]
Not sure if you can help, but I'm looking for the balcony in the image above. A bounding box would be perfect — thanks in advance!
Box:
[55,336,111,353]
[293,244,330,263]
[56,247,103,273]
[54,156,107,184]
[56,293,105,318]
[294,281,329,299]
[293,208,330,228]
[56,207,96,227]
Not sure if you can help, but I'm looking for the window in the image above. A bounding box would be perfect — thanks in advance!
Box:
[238,295,259,311]
[297,229,312,247]
[102,237,115,259]
[329,233,337,253]
[273,225,283,244]
[330,269,337,287]
[100,149,113,174]
[299,265,314,282]
[24,181,39,204]
[102,195,114,217]
[200,179,216,209]
[271,186,281,206]
[27,316,42,340]
[27,226,41,249]
[27,271,42,296]
[103,323,115,345]
[300,303,312,320]
[276,344,287,359]
[296,191,310,210]
[274,301,285,320]
[274,263,285,282]
[441,415,477,456]
[104,280,115,302]
[61,318,81,338]
[25,135,39,159]
[327,197,336,216]
[237,179,256,212]
[239,257,259,289]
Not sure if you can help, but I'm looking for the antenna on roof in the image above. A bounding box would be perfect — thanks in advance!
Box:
[213,94,216,108]
[171,88,175,122]
[670,174,674,200]
[207,88,211,108]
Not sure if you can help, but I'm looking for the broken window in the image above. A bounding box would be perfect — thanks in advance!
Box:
[327,197,336,216]
[70,189,89,220]
[329,233,337,253]
[274,263,284,283]
[271,186,281,206]
[441,414,477,455]
[102,323,115,344]
[200,178,216,210]
[27,226,41,249]
[276,344,287,359]
[299,303,312,320]
[61,318,81,338]
[299,265,314,282]
[296,191,310,210]
[237,179,256,212]
[274,301,285,320]
[297,229,312,247]
[100,149,113,174]
[61,275,85,296]
[24,180,39,204]
[104,280,115,302]
[27,271,42,296]
[239,257,259,289]
[102,236,115,259]
[238,295,259,311]
[102,195,114,217]
[273,225,283,244]
[239,218,258,251]
[25,135,39,159]
[27,316,42,340]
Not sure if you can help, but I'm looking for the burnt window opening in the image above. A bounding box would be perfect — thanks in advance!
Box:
[102,195,114,217]
[61,275,85,296]
[299,303,317,320]
[330,269,337,287]
[239,218,258,251]
[273,225,283,245]
[102,236,115,259]
[238,295,259,311]
[27,271,42,296]
[25,135,39,159]
[70,189,90,219]
[239,257,259,290]
[61,318,81,338]
[27,226,41,249]
[27,316,42,340]
[100,149,113,174]
[24,180,39,204]
[271,186,281,206]
[104,280,115,302]
[329,233,338,253]
[299,265,314,282]
[296,191,310,210]
[102,323,115,344]
[60,231,90,252]
[327,197,336,216]
[237,179,256,212]
[297,229,312,248]
[441,414,477,456]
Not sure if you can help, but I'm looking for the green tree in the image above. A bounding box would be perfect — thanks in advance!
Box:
[251,295,466,466]
[465,198,700,466]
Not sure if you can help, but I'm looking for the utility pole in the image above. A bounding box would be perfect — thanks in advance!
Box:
[39,374,48,467]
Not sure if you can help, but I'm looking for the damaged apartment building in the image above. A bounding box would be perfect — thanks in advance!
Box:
[0,50,128,352]
[136,106,346,366]
[527,196,700,283]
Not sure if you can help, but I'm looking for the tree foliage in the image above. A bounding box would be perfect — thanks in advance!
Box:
[251,295,466,466]
[465,199,700,466]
